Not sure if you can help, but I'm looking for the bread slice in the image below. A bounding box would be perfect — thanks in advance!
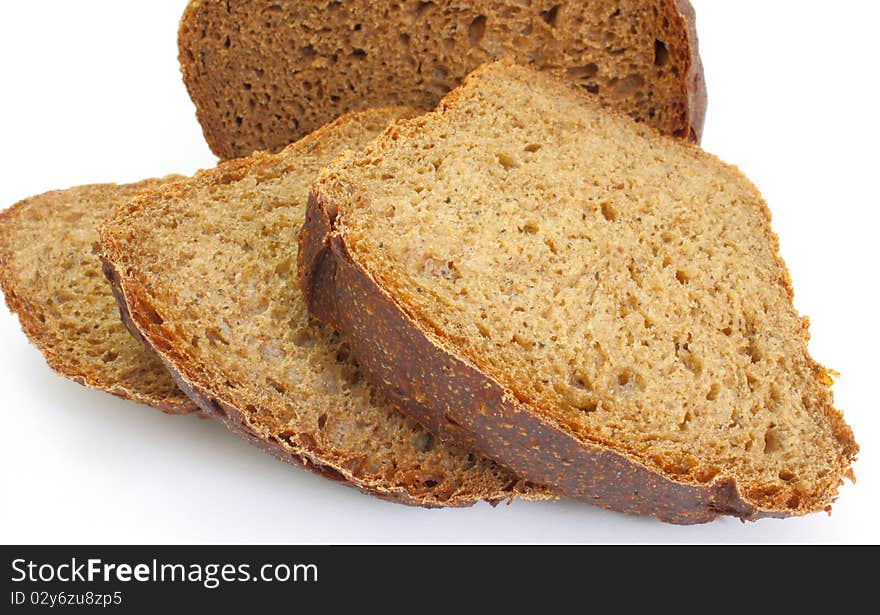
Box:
[0,180,198,414]
[99,108,546,506]
[301,61,858,523]
[179,0,705,159]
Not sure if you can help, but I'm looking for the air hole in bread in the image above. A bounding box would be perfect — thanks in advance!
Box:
[706,383,720,401]
[422,257,460,281]
[205,327,229,346]
[496,152,520,170]
[540,4,561,27]
[566,63,599,81]
[577,400,598,413]
[468,15,487,45]
[763,426,782,455]
[680,349,702,376]
[570,373,591,391]
[654,39,669,66]
[475,321,491,339]
[612,74,646,98]
[745,336,763,363]
[679,410,692,430]
[267,377,285,394]
[415,1,435,18]
[142,303,164,326]
[600,201,617,222]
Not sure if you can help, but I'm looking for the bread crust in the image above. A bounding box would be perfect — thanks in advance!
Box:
[673,0,706,141]
[298,60,853,522]
[97,109,548,508]
[0,269,194,415]
[179,0,707,157]
[0,183,199,416]
[101,255,504,508]
[300,191,781,524]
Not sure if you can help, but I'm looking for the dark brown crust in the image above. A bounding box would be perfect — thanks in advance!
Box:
[673,0,707,142]
[99,211,544,508]
[179,0,707,158]
[96,108,552,509]
[99,257,449,508]
[299,191,794,525]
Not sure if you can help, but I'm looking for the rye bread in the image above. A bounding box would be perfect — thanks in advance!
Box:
[179,0,705,159]
[301,61,858,523]
[0,180,198,414]
[99,108,548,506]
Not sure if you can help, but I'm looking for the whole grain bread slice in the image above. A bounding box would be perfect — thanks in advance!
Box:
[99,108,547,506]
[301,61,858,523]
[179,0,705,159]
[0,180,198,414]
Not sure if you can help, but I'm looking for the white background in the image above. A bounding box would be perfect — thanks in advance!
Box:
[1,1,877,544]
